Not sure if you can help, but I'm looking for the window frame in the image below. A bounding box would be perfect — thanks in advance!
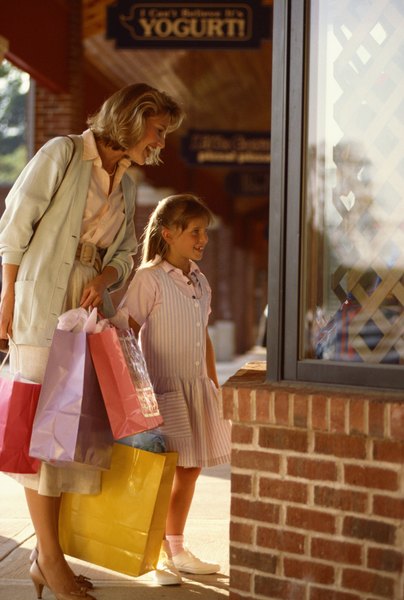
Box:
[266,0,404,391]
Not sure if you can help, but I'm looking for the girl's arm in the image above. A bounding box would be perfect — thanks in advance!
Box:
[206,328,219,389]
[129,315,141,337]
[119,266,157,335]
[0,263,19,342]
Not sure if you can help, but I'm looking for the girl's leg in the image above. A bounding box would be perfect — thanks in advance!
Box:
[165,466,201,536]
[164,466,220,574]
[155,466,219,582]
[25,487,79,594]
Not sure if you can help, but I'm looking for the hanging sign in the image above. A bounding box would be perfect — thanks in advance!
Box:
[225,170,270,195]
[182,130,271,166]
[106,1,272,49]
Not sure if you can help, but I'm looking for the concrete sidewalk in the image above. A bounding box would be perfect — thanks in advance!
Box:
[0,347,266,600]
[0,464,230,600]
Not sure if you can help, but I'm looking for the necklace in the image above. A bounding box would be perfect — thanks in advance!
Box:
[106,163,118,177]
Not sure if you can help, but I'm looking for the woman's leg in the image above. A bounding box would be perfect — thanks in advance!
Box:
[165,466,201,536]
[25,488,79,594]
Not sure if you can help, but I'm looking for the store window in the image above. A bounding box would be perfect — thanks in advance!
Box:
[269,0,404,389]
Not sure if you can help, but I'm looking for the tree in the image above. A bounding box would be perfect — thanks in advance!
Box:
[0,60,29,184]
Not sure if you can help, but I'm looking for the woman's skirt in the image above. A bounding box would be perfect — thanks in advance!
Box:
[7,260,104,497]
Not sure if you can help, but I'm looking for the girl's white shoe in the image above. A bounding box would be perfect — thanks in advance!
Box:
[172,548,220,575]
[152,544,182,586]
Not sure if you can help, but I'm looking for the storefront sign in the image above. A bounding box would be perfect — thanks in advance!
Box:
[107,1,271,49]
[182,130,271,166]
[225,170,270,195]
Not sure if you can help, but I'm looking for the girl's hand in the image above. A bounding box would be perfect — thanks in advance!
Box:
[210,378,220,391]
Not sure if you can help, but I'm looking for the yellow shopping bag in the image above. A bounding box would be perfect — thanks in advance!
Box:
[59,443,177,576]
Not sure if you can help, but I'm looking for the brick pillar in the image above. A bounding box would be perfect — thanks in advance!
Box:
[34,0,83,149]
[222,362,404,600]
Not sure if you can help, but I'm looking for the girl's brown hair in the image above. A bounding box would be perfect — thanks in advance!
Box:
[141,194,213,264]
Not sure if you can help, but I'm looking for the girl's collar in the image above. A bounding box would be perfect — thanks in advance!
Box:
[161,258,200,276]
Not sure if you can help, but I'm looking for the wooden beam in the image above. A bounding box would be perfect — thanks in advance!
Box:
[2,0,70,93]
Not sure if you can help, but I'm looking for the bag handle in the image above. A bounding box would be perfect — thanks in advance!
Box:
[54,135,76,196]
[31,136,76,239]
[0,323,12,354]
[0,349,10,372]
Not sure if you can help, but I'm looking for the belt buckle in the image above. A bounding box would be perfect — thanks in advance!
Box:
[79,242,97,267]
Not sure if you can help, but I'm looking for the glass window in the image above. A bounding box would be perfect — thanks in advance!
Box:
[301,0,404,367]
[0,59,30,185]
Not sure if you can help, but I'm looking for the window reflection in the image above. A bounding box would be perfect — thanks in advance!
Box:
[302,0,404,365]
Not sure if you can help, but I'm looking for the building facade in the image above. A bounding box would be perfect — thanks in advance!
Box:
[1,1,403,598]
[223,1,404,598]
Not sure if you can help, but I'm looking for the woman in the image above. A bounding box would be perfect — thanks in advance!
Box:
[0,83,184,600]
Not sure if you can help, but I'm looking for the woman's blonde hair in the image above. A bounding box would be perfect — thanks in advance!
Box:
[141,194,213,264]
[87,83,184,163]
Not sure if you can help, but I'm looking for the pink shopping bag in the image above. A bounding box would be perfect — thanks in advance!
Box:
[0,354,41,473]
[88,327,163,439]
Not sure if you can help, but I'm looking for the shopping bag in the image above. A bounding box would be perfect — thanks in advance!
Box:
[88,327,163,439]
[0,354,41,473]
[59,443,178,576]
[29,329,113,469]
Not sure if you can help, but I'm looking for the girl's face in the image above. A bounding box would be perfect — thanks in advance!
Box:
[125,113,171,165]
[163,216,209,272]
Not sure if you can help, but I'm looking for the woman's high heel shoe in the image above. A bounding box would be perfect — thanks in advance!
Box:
[29,559,96,600]
[29,547,94,590]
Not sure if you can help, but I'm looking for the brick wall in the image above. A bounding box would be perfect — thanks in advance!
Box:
[34,0,83,149]
[222,363,404,600]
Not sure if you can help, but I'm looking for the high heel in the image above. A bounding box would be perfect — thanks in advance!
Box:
[30,559,45,599]
[29,548,94,590]
[29,560,96,600]
[29,547,37,563]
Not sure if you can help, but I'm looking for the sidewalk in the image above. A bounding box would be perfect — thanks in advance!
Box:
[0,347,266,600]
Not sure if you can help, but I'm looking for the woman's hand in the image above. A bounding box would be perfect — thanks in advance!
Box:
[79,266,119,309]
[79,275,107,309]
[0,290,14,343]
[0,264,19,346]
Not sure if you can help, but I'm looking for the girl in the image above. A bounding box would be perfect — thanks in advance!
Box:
[120,194,231,585]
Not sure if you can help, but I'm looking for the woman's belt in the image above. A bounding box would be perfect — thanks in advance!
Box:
[75,242,104,268]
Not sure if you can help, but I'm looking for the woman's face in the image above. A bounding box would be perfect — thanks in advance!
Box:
[125,113,172,165]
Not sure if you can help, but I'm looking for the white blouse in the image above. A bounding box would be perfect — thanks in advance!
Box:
[80,129,132,248]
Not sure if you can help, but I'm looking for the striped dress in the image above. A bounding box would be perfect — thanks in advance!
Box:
[127,262,231,468]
